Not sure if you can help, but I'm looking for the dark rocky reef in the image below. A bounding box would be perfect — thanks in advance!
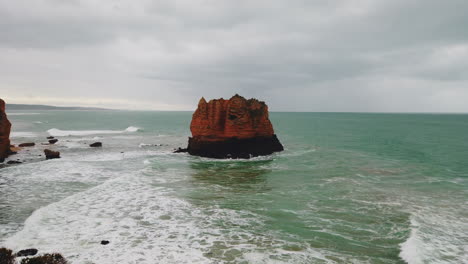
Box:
[20,253,68,264]
[16,249,38,257]
[44,149,60,160]
[1,248,67,264]
[0,99,12,162]
[0,248,15,264]
[181,94,283,159]
[19,143,35,147]
[89,142,102,147]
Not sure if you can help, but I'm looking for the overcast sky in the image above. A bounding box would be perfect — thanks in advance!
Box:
[1,0,468,112]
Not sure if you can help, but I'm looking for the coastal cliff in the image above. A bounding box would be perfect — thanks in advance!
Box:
[0,99,12,162]
[185,94,283,158]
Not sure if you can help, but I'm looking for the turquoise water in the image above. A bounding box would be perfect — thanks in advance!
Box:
[0,111,467,263]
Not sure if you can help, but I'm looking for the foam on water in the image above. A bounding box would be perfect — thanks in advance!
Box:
[68,151,162,162]
[47,126,142,137]
[3,172,211,263]
[10,131,38,138]
[125,126,142,132]
[400,217,423,264]
[2,156,335,264]
[399,210,468,264]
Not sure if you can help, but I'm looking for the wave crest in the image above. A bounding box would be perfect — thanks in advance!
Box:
[47,126,142,137]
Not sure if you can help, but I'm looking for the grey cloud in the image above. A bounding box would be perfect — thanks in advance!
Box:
[0,0,467,111]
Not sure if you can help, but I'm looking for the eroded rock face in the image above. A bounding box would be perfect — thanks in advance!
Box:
[190,94,274,140]
[186,95,283,158]
[0,99,12,162]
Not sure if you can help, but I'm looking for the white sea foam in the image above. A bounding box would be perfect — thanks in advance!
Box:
[125,126,141,132]
[3,172,211,263]
[139,143,163,148]
[10,131,38,138]
[399,211,468,264]
[400,217,423,264]
[47,126,142,137]
[2,159,330,264]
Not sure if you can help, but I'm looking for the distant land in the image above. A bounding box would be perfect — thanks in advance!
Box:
[7,104,109,111]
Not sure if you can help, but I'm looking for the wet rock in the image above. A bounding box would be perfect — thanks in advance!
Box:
[21,253,68,264]
[44,149,60,160]
[89,142,102,147]
[19,143,35,147]
[174,147,188,153]
[0,99,12,162]
[101,240,110,245]
[6,160,22,164]
[46,136,54,139]
[0,247,14,264]
[16,248,38,257]
[48,139,58,144]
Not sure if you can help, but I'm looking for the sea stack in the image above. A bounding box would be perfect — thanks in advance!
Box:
[0,99,12,162]
[184,94,283,159]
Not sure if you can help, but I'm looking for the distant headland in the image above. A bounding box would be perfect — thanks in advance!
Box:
[6,104,109,111]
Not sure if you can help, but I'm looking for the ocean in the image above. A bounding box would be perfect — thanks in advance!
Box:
[0,110,467,264]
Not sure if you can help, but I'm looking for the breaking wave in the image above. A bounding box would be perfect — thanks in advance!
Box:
[47,126,142,137]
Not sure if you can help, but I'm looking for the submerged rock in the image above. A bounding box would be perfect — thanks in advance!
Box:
[0,99,12,162]
[19,143,35,147]
[174,147,188,153]
[16,249,38,257]
[48,139,58,144]
[89,142,102,147]
[21,253,68,264]
[1,248,67,264]
[6,160,22,164]
[44,149,60,160]
[180,94,283,159]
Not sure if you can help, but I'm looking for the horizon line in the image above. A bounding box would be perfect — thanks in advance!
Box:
[6,103,468,115]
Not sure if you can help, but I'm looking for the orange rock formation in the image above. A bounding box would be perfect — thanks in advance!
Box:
[0,99,12,162]
[190,94,275,140]
[182,94,283,159]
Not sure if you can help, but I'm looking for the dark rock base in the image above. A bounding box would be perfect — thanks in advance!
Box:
[187,135,284,159]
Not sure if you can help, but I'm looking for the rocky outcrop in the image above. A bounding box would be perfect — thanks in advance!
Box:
[183,95,283,158]
[19,142,35,147]
[0,99,12,162]
[90,142,102,147]
[16,248,38,257]
[1,248,68,264]
[0,247,14,264]
[44,149,60,160]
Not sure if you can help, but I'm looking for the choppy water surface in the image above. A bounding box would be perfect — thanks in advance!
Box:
[1,111,467,263]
